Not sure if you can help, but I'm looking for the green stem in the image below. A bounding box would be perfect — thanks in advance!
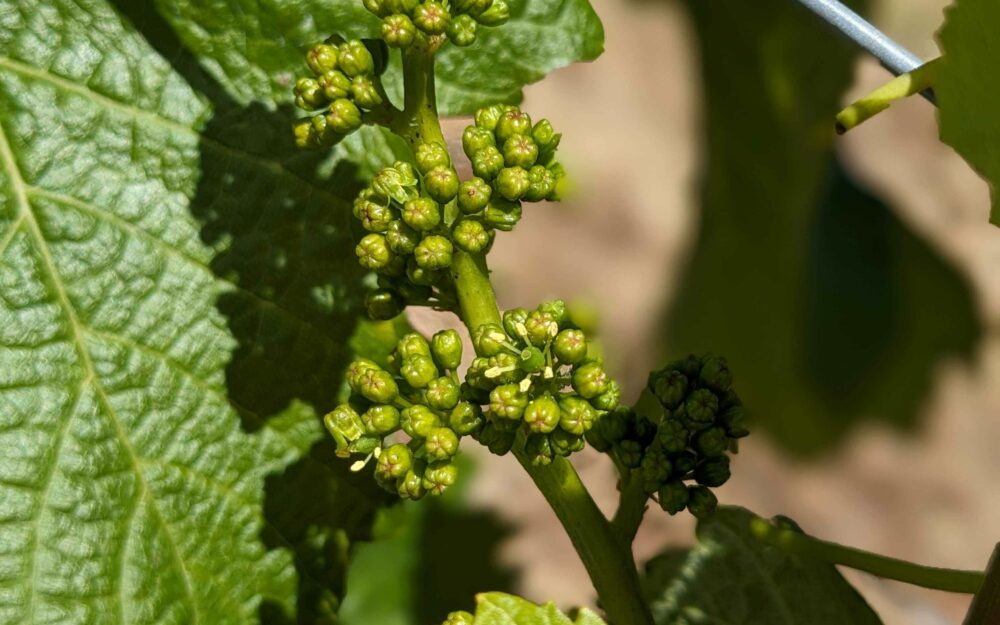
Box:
[611,472,648,544]
[964,544,1000,625]
[835,57,940,134]
[751,516,985,594]
[391,44,445,149]
[450,249,502,331]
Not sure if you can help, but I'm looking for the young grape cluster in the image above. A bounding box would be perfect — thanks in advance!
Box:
[364,0,510,49]
[588,355,747,519]
[292,39,386,148]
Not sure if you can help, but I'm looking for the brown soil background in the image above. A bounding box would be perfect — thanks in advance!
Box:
[411,1,1000,622]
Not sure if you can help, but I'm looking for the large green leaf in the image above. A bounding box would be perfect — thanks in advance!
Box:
[152,0,604,114]
[936,0,1000,224]
[0,1,415,623]
[667,0,979,455]
[468,593,606,625]
[643,507,882,625]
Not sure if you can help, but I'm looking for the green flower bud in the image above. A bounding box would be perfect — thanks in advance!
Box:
[356,233,395,270]
[490,383,529,420]
[414,235,453,270]
[695,455,731,487]
[687,486,718,519]
[678,354,704,377]
[397,466,426,499]
[294,77,327,110]
[683,389,719,426]
[475,104,506,131]
[471,146,504,179]
[614,439,644,469]
[524,395,560,433]
[326,98,363,133]
[453,218,492,253]
[426,376,460,411]
[719,404,749,439]
[476,421,516,455]
[465,357,492,390]
[306,43,340,75]
[364,0,390,17]
[458,177,492,214]
[699,356,732,392]
[293,118,318,149]
[318,69,353,101]
[463,126,495,158]
[475,0,509,26]
[472,323,509,357]
[425,426,460,460]
[398,332,432,358]
[416,142,451,174]
[630,413,658,447]
[495,166,530,201]
[658,481,689,515]
[359,369,399,403]
[641,446,673,494]
[386,220,420,254]
[559,395,596,435]
[401,354,438,388]
[373,163,419,202]
[519,346,545,373]
[338,40,375,77]
[453,0,491,15]
[378,254,407,278]
[524,310,559,347]
[401,404,440,438]
[502,135,539,168]
[550,428,585,456]
[495,109,532,142]
[525,433,554,466]
[431,329,463,370]
[385,0,419,14]
[309,113,342,146]
[670,451,697,479]
[424,166,460,203]
[353,198,394,232]
[693,426,728,457]
[591,379,621,411]
[502,307,529,340]
[324,404,366,453]
[449,401,484,436]
[407,257,441,286]
[366,288,404,320]
[413,1,451,35]
[523,165,558,202]
[443,610,475,625]
[447,14,478,46]
[382,14,416,47]
[482,198,522,231]
[572,362,609,399]
[586,407,627,452]
[402,197,441,231]
[351,75,383,109]
[350,435,383,457]
[648,368,688,409]
[423,460,458,495]
[531,119,561,155]
[657,419,689,453]
[375,443,413,479]
[538,299,569,326]
[487,352,520,384]
[347,358,380,390]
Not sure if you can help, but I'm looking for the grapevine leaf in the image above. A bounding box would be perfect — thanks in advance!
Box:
[339,458,517,625]
[151,0,604,114]
[667,0,979,455]
[643,507,883,625]
[470,593,606,625]
[0,1,414,624]
[936,0,1000,224]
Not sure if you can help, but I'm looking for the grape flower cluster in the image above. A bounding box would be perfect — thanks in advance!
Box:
[587,354,748,519]
[364,0,510,49]
[292,38,387,149]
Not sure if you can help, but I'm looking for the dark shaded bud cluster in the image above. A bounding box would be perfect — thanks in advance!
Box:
[365,0,509,50]
[462,301,620,465]
[590,355,746,519]
[324,330,473,499]
[460,105,564,235]
[353,159,464,319]
[292,38,389,148]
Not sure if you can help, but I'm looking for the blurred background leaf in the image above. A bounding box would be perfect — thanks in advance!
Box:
[665,0,980,456]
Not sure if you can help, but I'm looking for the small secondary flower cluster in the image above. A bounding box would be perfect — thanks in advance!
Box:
[292,39,388,149]
[588,355,748,519]
[467,301,620,466]
[365,0,510,49]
